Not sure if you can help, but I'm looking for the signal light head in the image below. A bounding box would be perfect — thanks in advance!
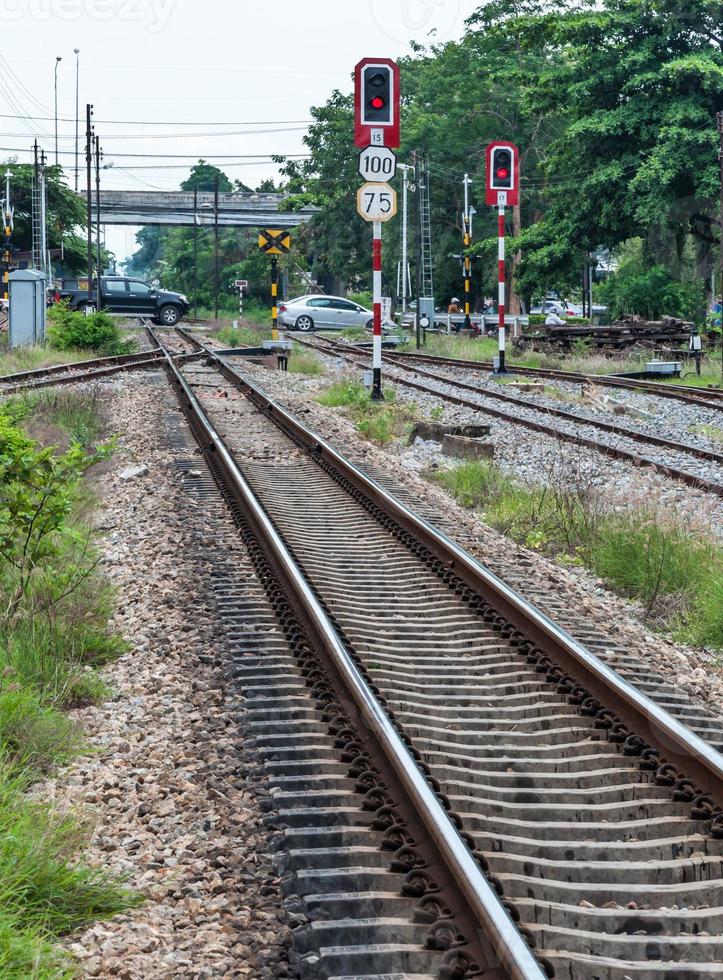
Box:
[490,147,514,190]
[361,65,392,124]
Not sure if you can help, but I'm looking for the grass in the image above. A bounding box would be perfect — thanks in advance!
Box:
[214,323,272,347]
[0,763,139,978]
[405,332,723,389]
[688,423,723,444]
[431,458,723,650]
[10,389,107,447]
[318,378,415,444]
[288,348,325,376]
[0,344,94,378]
[0,396,139,972]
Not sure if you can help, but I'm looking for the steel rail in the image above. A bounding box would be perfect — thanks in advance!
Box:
[300,336,723,498]
[176,326,723,807]
[156,331,547,980]
[0,347,163,385]
[380,351,723,466]
[0,350,203,396]
[388,347,723,409]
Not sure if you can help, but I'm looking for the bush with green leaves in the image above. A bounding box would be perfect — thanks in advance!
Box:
[47,303,132,356]
[600,265,706,323]
[0,402,138,972]
[432,458,722,650]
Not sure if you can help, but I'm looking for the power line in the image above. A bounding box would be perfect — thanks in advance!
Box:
[0,145,309,159]
[0,112,313,126]
[0,125,309,140]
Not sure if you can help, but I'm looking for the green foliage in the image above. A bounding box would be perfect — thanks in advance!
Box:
[688,424,723,443]
[0,765,139,952]
[528,315,590,326]
[47,304,133,357]
[318,379,372,408]
[431,456,722,648]
[0,406,137,973]
[590,515,718,618]
[0,162,88,275]
[0,345,92,379]
[600,264,706,322]
[215,323,271,347]
[180,160,233,192]
[433,460,514,509]
[318,378,412,443]
[288,351,325,376]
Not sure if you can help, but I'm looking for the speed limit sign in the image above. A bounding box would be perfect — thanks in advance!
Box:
[358,146,397,182]
[356,182,398,222]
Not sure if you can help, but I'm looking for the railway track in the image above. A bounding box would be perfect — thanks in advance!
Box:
[387,347,723,411]
[301,336,723,499]
[143,324,723,978]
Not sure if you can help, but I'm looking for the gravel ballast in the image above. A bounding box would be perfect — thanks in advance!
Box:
[36,372,289,978]
[224,352,723,716]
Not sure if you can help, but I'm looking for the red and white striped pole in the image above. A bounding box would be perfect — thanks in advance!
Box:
[372,219,383,400]
[497,193,508,374]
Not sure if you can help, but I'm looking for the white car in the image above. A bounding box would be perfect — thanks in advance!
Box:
[278,294,395,332]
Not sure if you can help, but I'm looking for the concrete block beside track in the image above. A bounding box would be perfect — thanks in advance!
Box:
[441,434,495,460]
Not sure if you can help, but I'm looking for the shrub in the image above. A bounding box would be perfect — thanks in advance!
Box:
[47,304,132,356]
[600,265,705,323]
[318,379,411,444]
[215,323,271,347]
[288,351,325,376]
[433,460,515,509]
[589,515,720,620]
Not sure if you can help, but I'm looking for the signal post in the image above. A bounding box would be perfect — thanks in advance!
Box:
[258,229,291,370]
[486,142,520,374]
[354,58,400,401]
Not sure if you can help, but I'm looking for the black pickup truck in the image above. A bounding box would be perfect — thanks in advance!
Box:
[59,276,190,326]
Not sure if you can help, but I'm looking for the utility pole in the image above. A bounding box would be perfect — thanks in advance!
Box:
[40,150,48,278]
[54,56,62,166]
[717,111,723,382]
[2,168,13,302]
[193,185,198,319]
[74,49,80,193]
[85,104,93,299]
[413,151,423,349]
[399,163,412,313]
[95,134,102,309]
[213,173,219,321]
[462,172,473,330]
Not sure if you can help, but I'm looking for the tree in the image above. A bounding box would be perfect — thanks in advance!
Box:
[503,0,723,295]
[181,160,233,192]
[1,161,88,273]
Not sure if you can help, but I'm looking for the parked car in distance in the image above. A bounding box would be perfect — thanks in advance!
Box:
[529,299,567,316]
[530,299,587,317]
[59,276,190,326]
[278,294,395,332]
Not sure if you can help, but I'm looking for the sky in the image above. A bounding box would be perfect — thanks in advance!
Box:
[2,0,480,261]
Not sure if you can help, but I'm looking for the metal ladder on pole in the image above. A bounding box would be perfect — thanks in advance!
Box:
[419,152,434,302]
[31,145,45,275]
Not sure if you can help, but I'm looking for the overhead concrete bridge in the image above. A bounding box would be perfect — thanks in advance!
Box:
[80,190,319,228]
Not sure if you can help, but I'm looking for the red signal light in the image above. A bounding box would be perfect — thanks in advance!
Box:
[371,96,385,109]
[496,167,509,179]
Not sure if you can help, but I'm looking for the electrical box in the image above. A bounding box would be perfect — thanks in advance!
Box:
[419,297,435,326]
[8,269,46,348]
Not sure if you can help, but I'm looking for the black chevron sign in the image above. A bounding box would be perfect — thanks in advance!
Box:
[258,229,291,254]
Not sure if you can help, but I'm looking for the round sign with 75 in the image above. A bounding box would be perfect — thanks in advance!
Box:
[356,182,398,222]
